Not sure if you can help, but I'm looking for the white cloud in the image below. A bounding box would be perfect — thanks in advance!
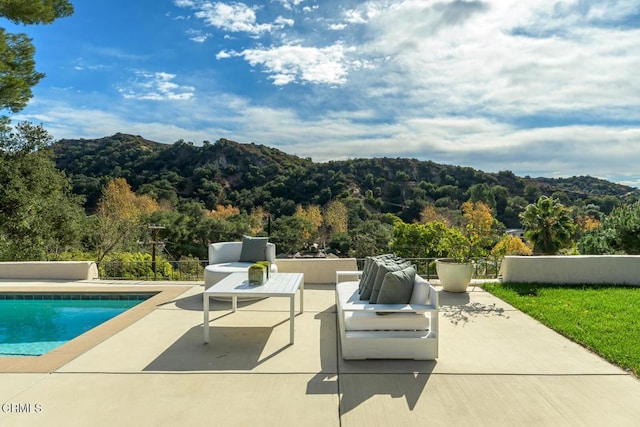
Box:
[186,28,211,42]
[175,1,291,35]
[328,23,347,31]
[197,2,271,33]
[343,0,640,123]
[215,50,232,59]
[219,43,359,85]
[273,0,307,11]
[174,0,197,7]
[274,15,294,28]
[118,71,195,101]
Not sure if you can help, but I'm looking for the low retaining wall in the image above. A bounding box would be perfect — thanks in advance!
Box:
[501,255,640,285]
[276,258,358,284]
[0,261,99,280]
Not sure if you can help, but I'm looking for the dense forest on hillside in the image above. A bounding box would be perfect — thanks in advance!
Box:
[53,133,639,229]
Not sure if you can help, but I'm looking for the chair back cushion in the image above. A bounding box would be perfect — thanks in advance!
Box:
[239,236,269,263]
[375,265,417,304]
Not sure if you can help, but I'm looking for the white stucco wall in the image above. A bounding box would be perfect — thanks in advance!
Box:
[0,261,99,280]
[501,256,640,285]
[276,258,358,284]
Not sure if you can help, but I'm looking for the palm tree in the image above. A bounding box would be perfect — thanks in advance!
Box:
[520,196,575,255]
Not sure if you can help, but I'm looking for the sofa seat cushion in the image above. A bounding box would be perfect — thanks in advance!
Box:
[343,311,430,331]
[206,262,254,274]
[337,281,430,331]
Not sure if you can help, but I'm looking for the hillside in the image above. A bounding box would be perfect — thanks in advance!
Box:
[52,133,640,228]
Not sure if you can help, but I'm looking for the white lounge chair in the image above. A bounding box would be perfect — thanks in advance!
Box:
[204,241,278,289]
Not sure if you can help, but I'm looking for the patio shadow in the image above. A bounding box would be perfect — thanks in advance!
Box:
[143,324,278,371]
[339,372,433,413]
[438,289,509,326]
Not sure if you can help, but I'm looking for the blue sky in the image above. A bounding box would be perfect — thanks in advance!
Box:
[5,0,640,186]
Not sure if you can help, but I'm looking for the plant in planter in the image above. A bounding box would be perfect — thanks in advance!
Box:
[248,263,268,285]
[436,229,476,292]
[436,201,498,292]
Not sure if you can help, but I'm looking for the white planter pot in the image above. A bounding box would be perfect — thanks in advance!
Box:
[436,259,473,292]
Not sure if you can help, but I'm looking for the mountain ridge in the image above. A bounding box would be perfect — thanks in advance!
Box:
[52,133,640,227]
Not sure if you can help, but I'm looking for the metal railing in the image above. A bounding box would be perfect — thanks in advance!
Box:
[97,257,501,281]
[355,257,501,280]
[97,259,209,281]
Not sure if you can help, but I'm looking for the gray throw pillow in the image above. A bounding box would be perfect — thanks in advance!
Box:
[359,256,390,300]
[369,258,411,303]
[358,254,393,296]
[358,257,375,294]
[376,265,417,304]
[239,236,269,263]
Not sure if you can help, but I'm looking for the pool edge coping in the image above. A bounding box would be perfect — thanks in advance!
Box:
[0,284,194,373]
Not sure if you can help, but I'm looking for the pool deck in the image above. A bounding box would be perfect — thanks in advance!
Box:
[1,279,640,426]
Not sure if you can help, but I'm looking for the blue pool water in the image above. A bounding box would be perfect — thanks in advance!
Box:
[0,294,152,356]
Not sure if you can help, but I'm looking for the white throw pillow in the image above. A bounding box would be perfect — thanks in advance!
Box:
[409,275,431,305]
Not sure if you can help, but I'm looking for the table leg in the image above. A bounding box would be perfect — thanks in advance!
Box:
[232,295,237,312]
[203,293,210,344]
[290,295,295,344]
[300,280,304,314]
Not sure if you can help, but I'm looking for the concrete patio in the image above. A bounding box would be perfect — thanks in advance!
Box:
[1,280,640,426]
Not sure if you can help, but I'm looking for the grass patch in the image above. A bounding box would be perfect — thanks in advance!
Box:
[482,282,640,377]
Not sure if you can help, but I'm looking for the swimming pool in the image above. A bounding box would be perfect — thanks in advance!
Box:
[0,293,154,356]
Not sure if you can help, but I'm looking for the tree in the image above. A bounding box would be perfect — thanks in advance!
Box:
[520,196,575,255]
[294,204,322,242]
[419,204,451,226]
[391,220,450,259]
[461,201,500,258]
[491,235,532,257]
[94,177,159,261]
[578,201,640,255]
[468,183,496,209]
[148,201,251,260]
[323,200,348,241]
[248,206,266,235]
[270,216,314,255]
[348,219,393,259]
[597,202,640,254]
[0,1,74,24]
[0,1,74,115]
[207,204,239,219]
[0,122,85,260]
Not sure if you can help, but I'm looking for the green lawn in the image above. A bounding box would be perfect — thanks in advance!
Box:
[482,282,640,377]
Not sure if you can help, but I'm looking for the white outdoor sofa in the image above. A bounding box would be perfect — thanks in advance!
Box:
[335,271,439,360]
[204,241,278,289]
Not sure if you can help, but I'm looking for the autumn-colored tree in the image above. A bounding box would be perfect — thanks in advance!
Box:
[419,204,451,226]
[248,206,266,235]
[95,177,159,261]
[460,201,500,259]
[491,235,532,257]
[576,215,600,232]
[324,200,348,234]
[294,204,323,241]
[207,204,240,219]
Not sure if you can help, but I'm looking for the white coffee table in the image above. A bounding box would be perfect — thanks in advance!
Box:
[203,272,304,345]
